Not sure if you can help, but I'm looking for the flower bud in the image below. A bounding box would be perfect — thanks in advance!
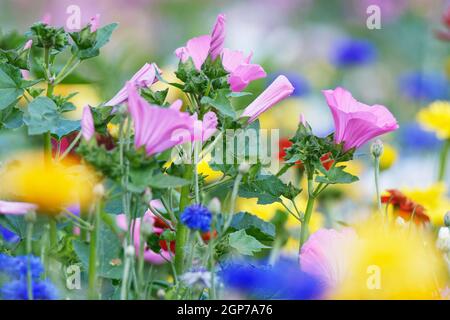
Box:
[395,216,406,228]
[444,211,450,227]
[238,162,250,174]
[370,139,384,158]
[93,183,105,198]
[208,197,221,215]
[140,220,153,238]
[436,227,450,252]
[25,211,36,223]
[156,288,166,299]
[125,245,135,257]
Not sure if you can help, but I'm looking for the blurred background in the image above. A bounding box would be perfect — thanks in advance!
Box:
[1,0,449,246]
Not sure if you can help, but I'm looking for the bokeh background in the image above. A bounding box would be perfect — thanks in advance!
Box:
[1,0,449,250]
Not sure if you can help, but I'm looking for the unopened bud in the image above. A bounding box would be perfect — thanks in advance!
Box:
[140,220,153,238]
[156,288,166,299]
[25,211,36,223]
[24,39,33,50]
[125,245,135,257]
[395,216,406,228]
[208,198,221,214]
[238,162,250,174]
[93,183,105,198]
[444,211,450,227]
[436,227,450,252]
[143,188,153,204]
[370,139,383,158]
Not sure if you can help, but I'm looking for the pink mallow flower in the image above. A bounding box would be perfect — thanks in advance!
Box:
[322,87,399,152]
[81,105,95,141]
[0,200,37,215]
[300,228,357,289]
[116,202,171,265]
[127,82,217,156]
[175,13,226,70]
[105,63,159,106]
[240,75,294,123]
[222,48,266,92]
[89,14,100,33]
[24,39,33,50]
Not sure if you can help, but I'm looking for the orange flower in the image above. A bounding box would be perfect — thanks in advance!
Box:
[381,189,430,224]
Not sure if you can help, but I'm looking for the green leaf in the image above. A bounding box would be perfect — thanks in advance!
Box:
[129,168,189,192]
[201,89,235,118]
[315,165,359,184]
[2,106,23,129]
[51,118,80,138]
[0,63,23,110]
[148,174,190,189]
[72,221,123,279]
[228,211,276,241]
[73,23,118,60]
[23,97,59,135]
[239,174,301,204]
[228,230,269,256]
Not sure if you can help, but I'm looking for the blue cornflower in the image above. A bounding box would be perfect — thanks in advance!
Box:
[399,72,449,102]
[399,122,441,151]
[220,258,323,300]
[180,204,212,232]
[1,279,58,300]
[0,254,44,279]
[331,38,377,68]
[0,225,20,243]
[268,72,310,97]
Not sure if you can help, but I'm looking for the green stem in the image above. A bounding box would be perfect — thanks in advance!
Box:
[49,219,57,249]
[374,156,382,215]
[438,139,450,182]
[88,200,102,299]
[223,173,243,232]
[299,178,315,248]
[174,165,193,275]
[26,220,34,300]
[120,254,132,300]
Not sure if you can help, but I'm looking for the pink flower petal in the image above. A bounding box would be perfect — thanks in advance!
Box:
[241,75,294,123]
[0,200,37,215]
[186,35,211,70]
[228,63,266,92]
[210,14,226,60]
[81,105,95,141]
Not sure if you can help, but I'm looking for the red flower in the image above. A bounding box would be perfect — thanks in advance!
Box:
[435,6,450,41]
[320,152,334,171]
[279,137,303,167]
[381,189,430,225]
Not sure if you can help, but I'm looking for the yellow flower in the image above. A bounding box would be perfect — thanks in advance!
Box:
[403,183,450,226]
[197,154,223,183]
[332,219,447,299]
[379,143,397,171]
[0,152,97,214]
[417,101,450,140]
[107,123,120,139]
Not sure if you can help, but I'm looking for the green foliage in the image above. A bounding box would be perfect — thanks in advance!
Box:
[29,23,68,51]
[228,229,269,256]
[239,174,301,205]
[228,211,276,241]
[70,23,118,60]
[315,165,359,184]
[0,63,24,110]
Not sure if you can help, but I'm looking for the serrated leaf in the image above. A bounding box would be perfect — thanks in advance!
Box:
[228,229,269,256]
[315,165,359,184]
[201,89,235,118]
[23,96,59,135]
[239,174,301,204]
[74,23,118,60]
[0,63,23,110]
[51,118,80,138]
[228,212,275,241]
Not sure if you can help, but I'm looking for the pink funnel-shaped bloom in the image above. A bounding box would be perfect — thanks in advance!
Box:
[105,63,159,106]
[175,13,226,70]
[300,228,357,288]
[127,83,217,156]
[175,35,211,71]
[240,75,294,123]
[210,14,226,60]
[24,39,33,50]
[222,48,266,92]
[322,87,399,151]
[81,105,95,141]
[89,14,100,33]
[0,200,37,215]
[116,207,172,265]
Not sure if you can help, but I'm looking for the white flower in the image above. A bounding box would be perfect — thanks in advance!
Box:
[181,269,212,288]
[437,227,450,252]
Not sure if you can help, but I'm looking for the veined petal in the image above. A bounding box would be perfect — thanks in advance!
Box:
[210,14,226,60]
[81,105,95,141]
[186,35,211,71]
[241,75,294,123]
[229,63,266,92]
